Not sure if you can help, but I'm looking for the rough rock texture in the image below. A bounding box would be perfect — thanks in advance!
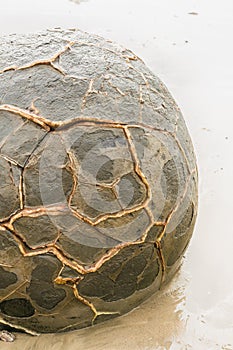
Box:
[0,28,198,333]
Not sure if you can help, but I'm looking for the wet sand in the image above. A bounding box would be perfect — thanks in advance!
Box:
[0,0,233,349]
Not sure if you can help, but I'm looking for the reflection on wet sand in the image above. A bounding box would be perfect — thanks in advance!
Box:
[0,274,185,350]
[69,0,88,4]
[172,290,233,350]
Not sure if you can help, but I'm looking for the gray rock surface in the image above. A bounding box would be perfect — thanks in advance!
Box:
[0,29,197,333]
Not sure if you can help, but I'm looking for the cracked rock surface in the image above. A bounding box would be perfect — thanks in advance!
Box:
[0,28,198,334]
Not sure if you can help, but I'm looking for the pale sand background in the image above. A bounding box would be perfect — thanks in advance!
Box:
[0,0,233,349]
